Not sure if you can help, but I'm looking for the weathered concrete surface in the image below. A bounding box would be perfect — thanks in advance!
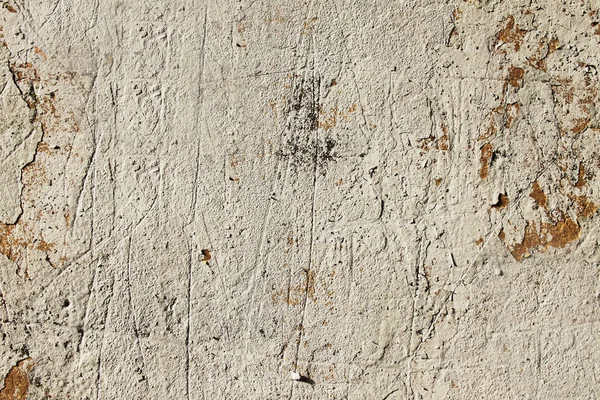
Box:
[1,0,600,398]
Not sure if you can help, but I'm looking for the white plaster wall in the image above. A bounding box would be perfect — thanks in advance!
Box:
[1,0,600,398]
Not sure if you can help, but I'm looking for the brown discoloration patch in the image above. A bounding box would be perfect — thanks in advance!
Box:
[3,4,17,13]
[529,181,547,209]
[272,269,317,306]
[505,102,520,129]
[0,358,35,400]
[475,237,484,246]
[479,143,493,179]
[21,159,47,188]
[498,229,506,242]
[570,195,598,219]
[478,123,496,142]
[306,270,316,302]
[435,178,442,186]
[550,76,598,135]
[508,66,525,88]
[438,124,449,151]
[526,37,559,72]
[0,49,90,269]
[572,117,590,134]
[575,163,586,188]
[554,78,574,104]
[503,218,581,261]
[33,47,46,61]
[419,125,450,153]
[200,249,211,262]
[453,8,462,21]
[302,17,318,35]
[491,193,509,209]
[318,105,355,131]
[497,15,526,52]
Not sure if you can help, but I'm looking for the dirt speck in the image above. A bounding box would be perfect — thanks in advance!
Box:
[200,249,211,262]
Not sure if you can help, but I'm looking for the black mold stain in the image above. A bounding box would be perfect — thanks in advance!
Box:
[280,72,339,173]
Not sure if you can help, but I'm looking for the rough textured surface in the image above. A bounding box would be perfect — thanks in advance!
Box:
[1,0,600,398]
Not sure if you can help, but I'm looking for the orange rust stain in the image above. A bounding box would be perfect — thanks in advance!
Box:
[0,358,34,400]
[318,107,339,130]
[3,4,17,13]
[0,223,56,265]
[491,193,509,209]
[497,15,526,52]
[318,106,353,131]
[435,178,442,186]
[503,218,581,261]
[200,249,211,262]
[419,134,435,152]
[419,127,449,153]
[0,225,26,262]
[35,239,55,254]
[508,66,525,88]
[479,143,493,179]
[544,217,580,249]
[21,160,47,189]
[575,163,586,188]
[529,181,547,208]
[475,237,484,246]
